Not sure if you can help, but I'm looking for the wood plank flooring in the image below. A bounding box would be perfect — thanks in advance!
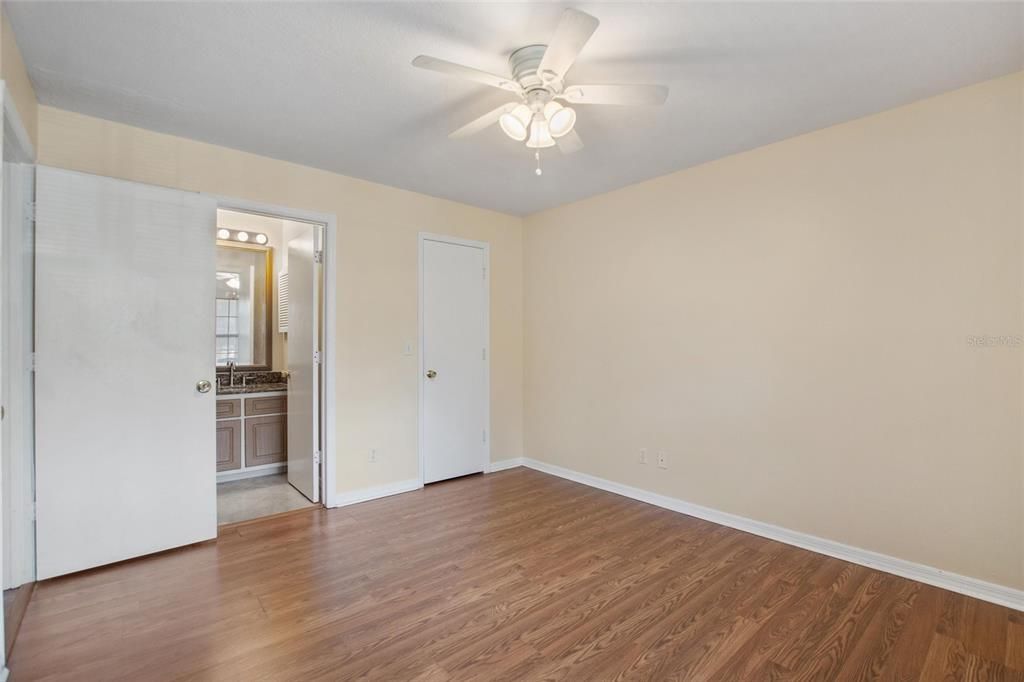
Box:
[10,467,1023,680]
[3,582,34,660]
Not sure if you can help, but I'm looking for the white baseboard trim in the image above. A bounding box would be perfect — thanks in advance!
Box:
[487,457,525,472]
[330,478,423,508]
[216,463,286,483]
[520,457,1024,612]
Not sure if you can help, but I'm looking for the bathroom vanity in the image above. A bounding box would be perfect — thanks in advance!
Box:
[216,381,288,481]
[213,234,293,482]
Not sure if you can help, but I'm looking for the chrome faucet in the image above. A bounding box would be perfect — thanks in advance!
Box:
[228,361,237,387]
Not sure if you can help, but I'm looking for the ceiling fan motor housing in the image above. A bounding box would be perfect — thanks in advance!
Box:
[509,44,562,99]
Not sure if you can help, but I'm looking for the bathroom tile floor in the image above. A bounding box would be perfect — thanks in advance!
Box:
[216,473,315,525]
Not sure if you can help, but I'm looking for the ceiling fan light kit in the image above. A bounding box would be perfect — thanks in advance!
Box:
[498,104,532,141]
[543,101,576,138]
[526,117,556,149]
[412,8,669,171]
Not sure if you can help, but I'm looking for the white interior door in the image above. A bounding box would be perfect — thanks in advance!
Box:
[35,167,218,579]
[286,226,320,503]
[420,236,489,484]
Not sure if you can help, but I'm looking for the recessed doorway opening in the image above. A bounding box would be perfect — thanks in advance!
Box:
[213,207,327,526]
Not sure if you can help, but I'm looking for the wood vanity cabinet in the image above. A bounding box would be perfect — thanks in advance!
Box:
[216,419,242,471]
[245,415,288,467]
[216,393,288,475]
[216,399,241,419]
[245,395,287,417]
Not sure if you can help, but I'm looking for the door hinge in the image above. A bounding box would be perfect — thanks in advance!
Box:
[26,201,35,222]
[313,350,322,365]
[482,266,487,280]
[30,501,36,521]
[314,249,324,264]
[314,450,321,466]
[482,347,487,361]
[30,352,37,372]
[483,429,487,443]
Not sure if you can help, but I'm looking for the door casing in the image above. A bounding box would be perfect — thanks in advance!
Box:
[212,196,338,508]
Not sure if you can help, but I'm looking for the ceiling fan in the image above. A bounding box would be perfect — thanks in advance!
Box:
[412,8,668,162]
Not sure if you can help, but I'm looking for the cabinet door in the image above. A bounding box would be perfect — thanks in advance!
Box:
[217,399,241,419]
[245,414,288,467]
[216,419,242,472]
[244,395,287,416]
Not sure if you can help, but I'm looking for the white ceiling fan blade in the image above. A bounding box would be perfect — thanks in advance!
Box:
[556,129,584,154]
[537,9,600,81]
[449,103,517,139]
[562,84,669,106]
[412,55,521,93]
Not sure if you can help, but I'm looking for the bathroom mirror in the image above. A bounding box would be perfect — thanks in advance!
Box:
[215,243,272,368]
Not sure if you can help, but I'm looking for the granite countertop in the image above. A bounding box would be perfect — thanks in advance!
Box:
[217,382,288,396]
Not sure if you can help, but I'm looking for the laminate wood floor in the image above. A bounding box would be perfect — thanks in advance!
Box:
[10,467,1023,680]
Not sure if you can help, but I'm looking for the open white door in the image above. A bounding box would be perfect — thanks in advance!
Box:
[420,235,489,484]
[35,167,218,579]
[286,226,320,503]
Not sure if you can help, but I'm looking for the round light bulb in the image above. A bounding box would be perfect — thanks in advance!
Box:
[255,233,268,245]
[236,231,249,242]
[499,104,532,141]
[217,228,230,240]
[543,101,576,138]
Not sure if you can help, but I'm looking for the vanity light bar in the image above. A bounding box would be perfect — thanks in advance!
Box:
[217,228,269,245]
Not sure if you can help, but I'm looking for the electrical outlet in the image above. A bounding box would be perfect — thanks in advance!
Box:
[639,448,648,464]
[369,448,378,463]
[657,451,668,469]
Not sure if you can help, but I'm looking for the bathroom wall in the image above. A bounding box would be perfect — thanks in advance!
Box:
[217,209,288,371]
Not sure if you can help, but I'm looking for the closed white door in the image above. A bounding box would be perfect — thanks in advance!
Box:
[287,225,320,503]
[35,167,218,579]
[420,236,489,484]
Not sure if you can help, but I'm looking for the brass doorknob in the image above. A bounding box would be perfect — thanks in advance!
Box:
[196,379,212,394]
[425,369,437,379]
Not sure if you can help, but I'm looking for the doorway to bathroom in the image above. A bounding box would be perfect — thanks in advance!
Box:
[33,170,339,578]
[213,207,327,526]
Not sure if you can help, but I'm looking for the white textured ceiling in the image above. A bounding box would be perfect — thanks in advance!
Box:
[8,2,1022,216]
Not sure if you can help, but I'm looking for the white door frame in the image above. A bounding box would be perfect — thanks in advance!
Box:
[210,195,338,508]
[0,80,36,679]
[1,149,34,590]
[417,232,491,486]
[1,83,34,585]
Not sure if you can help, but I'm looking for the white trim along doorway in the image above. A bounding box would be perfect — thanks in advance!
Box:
[212,196,339,509]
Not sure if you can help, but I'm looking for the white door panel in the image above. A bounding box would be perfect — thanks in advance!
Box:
[35,167,217,579]
[287,226,319,502]
[421,237,488,484]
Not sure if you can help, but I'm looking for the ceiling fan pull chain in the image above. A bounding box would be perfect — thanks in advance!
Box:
[535,151,543,177]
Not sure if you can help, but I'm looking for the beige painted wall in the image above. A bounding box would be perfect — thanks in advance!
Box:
[0,8,37,152]
[524,72,1024,589]
[37,105,524,495]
